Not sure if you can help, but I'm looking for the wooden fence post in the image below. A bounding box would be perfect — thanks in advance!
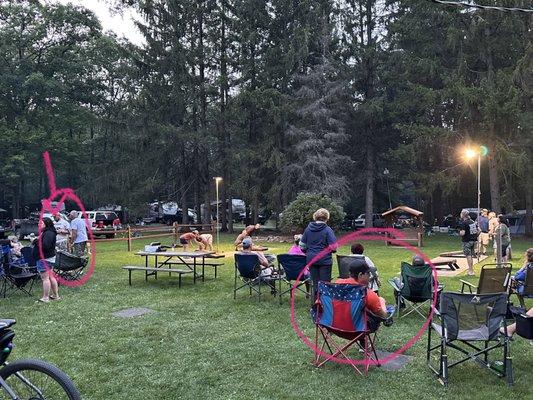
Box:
[173,222,178,244]
[127,225,132,252]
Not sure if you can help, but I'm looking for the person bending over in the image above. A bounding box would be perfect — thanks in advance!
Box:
[179,230,199,252]
[196,233,213,251]
[234,223,261,250]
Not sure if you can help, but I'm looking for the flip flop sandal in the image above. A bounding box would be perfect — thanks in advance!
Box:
[37,298,50,304]
[50,296,62,301]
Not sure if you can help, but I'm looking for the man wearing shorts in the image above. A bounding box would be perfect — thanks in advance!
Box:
[179,230,199,251]
[459,209,479,276]
[477,209,490,255]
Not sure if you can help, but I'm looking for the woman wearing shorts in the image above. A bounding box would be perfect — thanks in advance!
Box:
[34,217,60,303]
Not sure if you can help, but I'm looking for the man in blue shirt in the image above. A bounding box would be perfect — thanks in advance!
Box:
[477,208,490,255]
[68,211,88,256]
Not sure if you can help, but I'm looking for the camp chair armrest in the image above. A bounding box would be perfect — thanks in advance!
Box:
[459,279,477,293]
[388,278,401,292]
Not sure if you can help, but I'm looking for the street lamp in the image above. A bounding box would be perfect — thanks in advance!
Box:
[214,177,222,252]
[464,146,487,224]
[383,169,392,210]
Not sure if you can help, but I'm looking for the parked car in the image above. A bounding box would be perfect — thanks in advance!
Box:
[14,212,69,240]
[353,213,385,229]
[83,211,121,238]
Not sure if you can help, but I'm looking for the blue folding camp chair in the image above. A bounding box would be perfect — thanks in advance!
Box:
[312,282,382,376]
[234,253,277,301]
[276,254,309,304]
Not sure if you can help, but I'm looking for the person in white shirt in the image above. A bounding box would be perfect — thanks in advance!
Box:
[348,243,380,293]
[53,213,70,251]
[68,211,88,256]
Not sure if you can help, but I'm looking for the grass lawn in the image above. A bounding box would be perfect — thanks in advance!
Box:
[2,232,532,399]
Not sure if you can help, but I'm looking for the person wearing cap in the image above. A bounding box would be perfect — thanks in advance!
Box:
[68,210,88,256]
[336,259,389,331]
[288,234,305,256]
[477,209,490,256]
[180,230,199,252]
[239,237,277,294]
[299,208,337,299]
[391,255,428,308]
[459,209,478,276]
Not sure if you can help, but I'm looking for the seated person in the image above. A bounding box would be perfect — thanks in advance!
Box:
[336,259,389,331]
[501,306,533,338]
[239,237,277,294]
[391,255,427,307]
[179,230,199,251]
[513,248,533,294]
[234,223,261,250]
[196,233,214,251]
[288,234,305,256]
[348,243,380,292]
[8,236,22,259]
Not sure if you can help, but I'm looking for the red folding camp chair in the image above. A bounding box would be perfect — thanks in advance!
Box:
[312,282,382,376]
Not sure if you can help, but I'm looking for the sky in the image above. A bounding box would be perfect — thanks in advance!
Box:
[47,0,145,45]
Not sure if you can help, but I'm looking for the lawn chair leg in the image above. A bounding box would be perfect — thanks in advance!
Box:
[179,273,182,288]
[234,267,237,300]
[427,323,432,363]
[279,277,282,305]
[441,339,448,387]
[128,270,132,286]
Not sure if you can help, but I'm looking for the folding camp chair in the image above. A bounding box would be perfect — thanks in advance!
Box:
[53,250,89,281]
[20,246,35,267]
[427,292,513,387]
[312,282,382,376]
[388,262,440,318]
[276,254,310,304]
[460,263,512,295]
[1,246,38,298]
[509,265,533,309]
[336,255,352,278]
[234,254,278,301]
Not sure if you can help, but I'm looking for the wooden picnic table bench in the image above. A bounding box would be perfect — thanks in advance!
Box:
[164,256,225,279]
[122,265,193,288]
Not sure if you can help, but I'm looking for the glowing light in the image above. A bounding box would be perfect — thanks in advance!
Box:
[464,148,477,159]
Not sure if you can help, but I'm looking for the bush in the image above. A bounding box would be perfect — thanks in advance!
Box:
[280,193,345,233]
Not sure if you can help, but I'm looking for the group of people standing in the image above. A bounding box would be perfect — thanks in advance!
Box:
[459,208,512,276]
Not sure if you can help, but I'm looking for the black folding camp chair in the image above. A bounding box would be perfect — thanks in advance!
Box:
[312,282,383,376]
[427,292,513,387]
[388,261,440,318]
[460,263,512,295]
[1,246,38,298]
[234,253,278,301]
[337,254,379,290]
[53,250,88,281]
[276,254,309,304]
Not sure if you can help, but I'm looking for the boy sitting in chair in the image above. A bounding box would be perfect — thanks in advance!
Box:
[336,259,392,331]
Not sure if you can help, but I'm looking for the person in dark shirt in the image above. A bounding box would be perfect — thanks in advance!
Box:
[459,209,479,276]
[34,217,60,303]
[299,208,337,299]
[477,209,490,255]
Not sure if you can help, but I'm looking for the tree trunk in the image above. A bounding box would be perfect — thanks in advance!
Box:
[488,151,501,214]
[365,145,375,228]
[526,172,532,237]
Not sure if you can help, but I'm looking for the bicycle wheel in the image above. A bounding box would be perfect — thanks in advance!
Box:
[0,358,81,400]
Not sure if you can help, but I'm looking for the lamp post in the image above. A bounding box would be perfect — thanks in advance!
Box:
[383,168,392,210]
[214,177,222,252]
[464,148,482,224]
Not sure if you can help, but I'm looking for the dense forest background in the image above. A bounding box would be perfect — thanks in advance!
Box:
[0,0,531,234]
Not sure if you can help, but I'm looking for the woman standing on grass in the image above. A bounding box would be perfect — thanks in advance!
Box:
[34,217,60,303]
[299,208,337,299]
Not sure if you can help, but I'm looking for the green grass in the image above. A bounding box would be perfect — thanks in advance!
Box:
[3,233,532,399]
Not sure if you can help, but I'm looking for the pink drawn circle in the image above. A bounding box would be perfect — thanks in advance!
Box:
[37,188,96,287]
[289,227,438,366]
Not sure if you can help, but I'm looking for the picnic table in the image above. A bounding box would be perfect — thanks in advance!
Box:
[123,250,218,287]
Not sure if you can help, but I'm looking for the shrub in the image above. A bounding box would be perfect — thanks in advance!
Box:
[280,193,345,232]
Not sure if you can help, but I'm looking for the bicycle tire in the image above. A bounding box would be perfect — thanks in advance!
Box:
[0,358,81,400]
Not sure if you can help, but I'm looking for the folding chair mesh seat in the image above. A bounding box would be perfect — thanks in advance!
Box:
[1,245,38,298]
[388,262,436,318]
[234,254,274,301]
[276,254,309,304]
[53,250,89,281]
[460,263,512,295]
[427,292,513,387]
[312,282,380,376]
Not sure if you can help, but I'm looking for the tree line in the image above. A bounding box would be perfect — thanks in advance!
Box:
[0,0,531,235]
